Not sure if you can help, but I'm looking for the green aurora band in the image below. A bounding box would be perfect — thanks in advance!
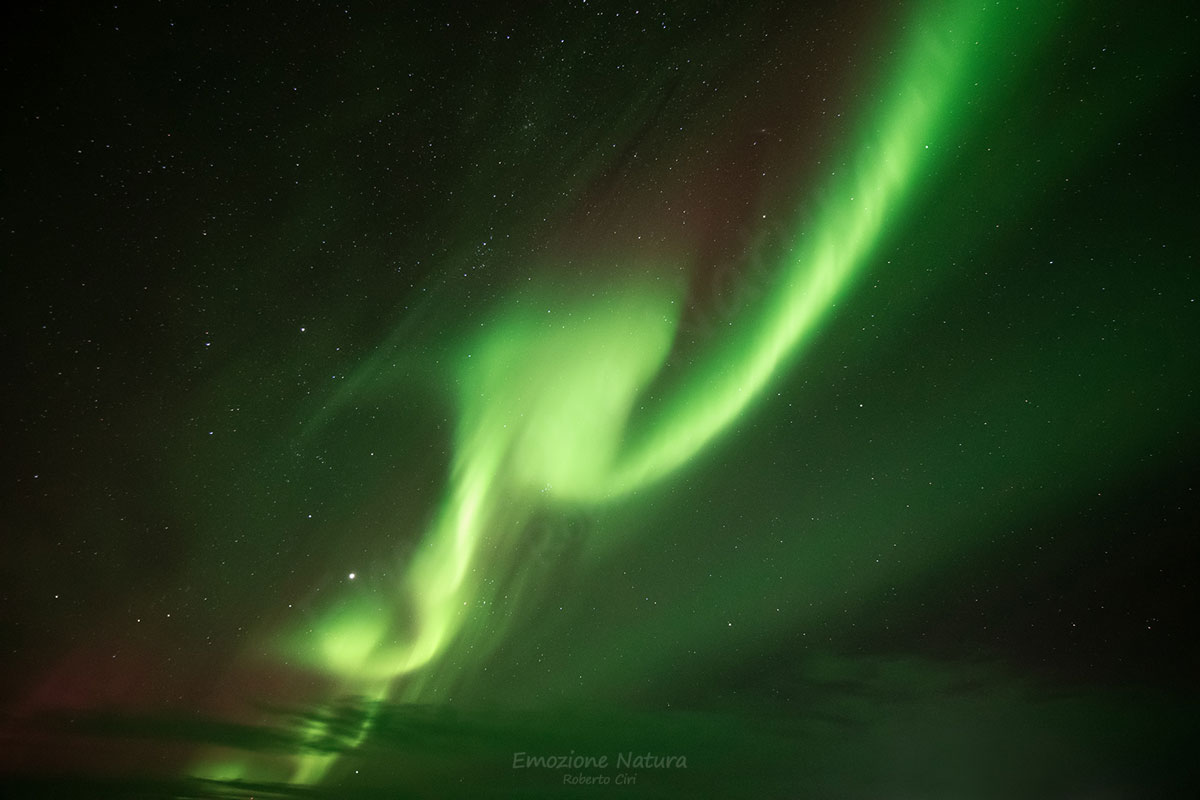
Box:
[195,0,1064,786]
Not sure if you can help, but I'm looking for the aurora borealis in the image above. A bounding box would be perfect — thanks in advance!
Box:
[2,1,1197,797]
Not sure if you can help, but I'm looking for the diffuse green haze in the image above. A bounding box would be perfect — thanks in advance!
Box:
[194,0,1062,786]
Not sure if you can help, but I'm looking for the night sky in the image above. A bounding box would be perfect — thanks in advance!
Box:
[2,1,1197,798]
